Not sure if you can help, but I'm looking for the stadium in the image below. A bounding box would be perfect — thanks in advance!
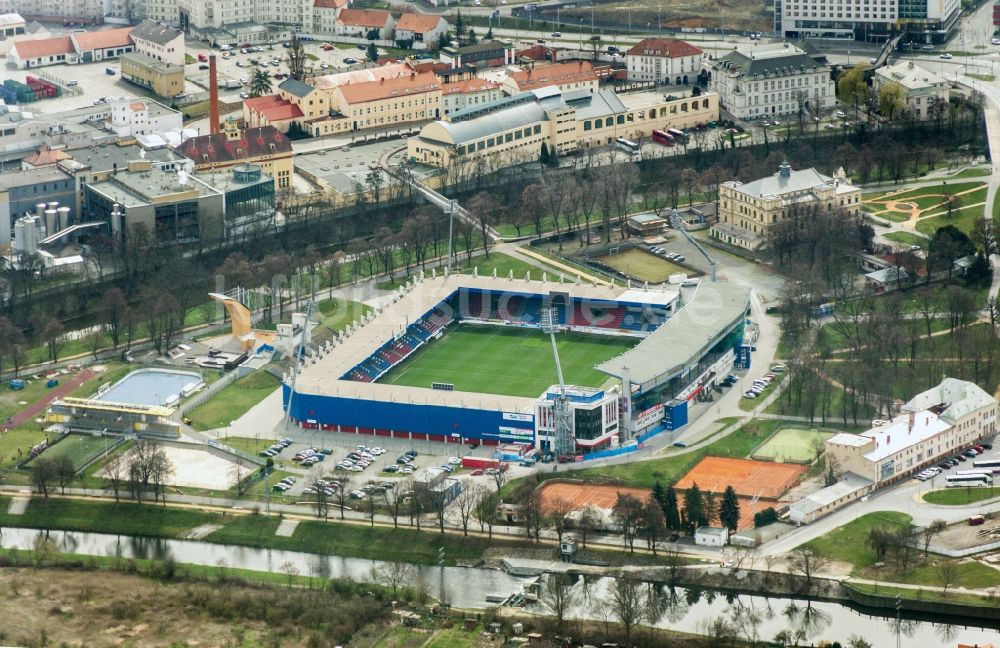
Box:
[282,270,753,455]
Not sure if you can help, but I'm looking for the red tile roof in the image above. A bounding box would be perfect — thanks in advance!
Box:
[314,0,348,8]
[395,13,446,34]
[625,38,703,58]
[508,61,597,91]
[244,95,304,120]
[177,126,293,167]
[12,36,73,59]
[337,8,392,28]
[72,26,134,51]
[337,72,440,105]
[442,78,500,95]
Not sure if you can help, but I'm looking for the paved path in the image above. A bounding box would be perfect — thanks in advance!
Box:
[6,497,27,515]
[8,369,95,429]
[275,519,299,537]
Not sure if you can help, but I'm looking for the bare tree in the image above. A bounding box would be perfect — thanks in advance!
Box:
[473,484,499,539]
[31,457,58,498]
[938,561,959,597]
[541,573,577,632]
[279,560,299,588]
[453,482,476,536]
[787,547,829,595]
[382,478,410,529]
[490,467,507,497]
[573,505,600,547]
[373,560,416,600]
[922,519,947,557]
[229,457,252,495]
[547,496,575,545]
[333,475,351,520]
[54,455,75,494]
[611,574,646,645]
[104,449,127,502]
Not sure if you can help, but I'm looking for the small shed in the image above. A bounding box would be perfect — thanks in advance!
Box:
[694,526,729,547]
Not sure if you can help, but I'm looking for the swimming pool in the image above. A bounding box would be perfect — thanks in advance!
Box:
[96,369,203,407]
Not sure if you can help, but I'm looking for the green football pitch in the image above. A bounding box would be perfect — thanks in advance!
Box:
[381,325,636,397]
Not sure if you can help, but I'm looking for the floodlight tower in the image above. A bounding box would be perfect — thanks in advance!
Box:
[541,306,574,458]
[283,299,316,430]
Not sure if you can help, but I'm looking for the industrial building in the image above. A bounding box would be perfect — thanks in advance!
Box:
[408,87,719,168]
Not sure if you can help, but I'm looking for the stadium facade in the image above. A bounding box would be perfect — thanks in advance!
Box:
[283,273,752,454]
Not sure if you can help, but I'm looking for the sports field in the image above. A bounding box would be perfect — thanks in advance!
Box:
[752,427,833,463]
[597,248,688,283]
[381,324,635,397]
[26,434,110,469]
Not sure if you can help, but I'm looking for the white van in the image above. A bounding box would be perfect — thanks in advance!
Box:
[667,273,687,285]
[682,278,700,287]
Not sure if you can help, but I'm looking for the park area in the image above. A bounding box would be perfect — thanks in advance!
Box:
[863,181,988,236]
[381,324,633,397]
[751,427,833,463]
[595,248,688,283]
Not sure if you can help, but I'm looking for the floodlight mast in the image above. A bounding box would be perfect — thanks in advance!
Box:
[283,299,316,430]
[542,306,574,458]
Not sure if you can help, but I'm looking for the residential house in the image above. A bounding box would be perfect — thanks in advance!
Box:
[394,13,448,48]
[329,72,442,130]
[130,19,185,67]
[336,8,394,40]
[872,61,949,120]
[313,0,348,33]
[442,78,502,115]
[625,37,703,85]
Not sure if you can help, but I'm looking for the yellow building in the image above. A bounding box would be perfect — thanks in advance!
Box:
[408,88,718,168]
[329,72,442,131]
[120,52,185,99]
[711,162,862,250]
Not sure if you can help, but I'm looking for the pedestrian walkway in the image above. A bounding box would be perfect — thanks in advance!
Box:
[6,497,27,515]
[275,519,299,537]
[513,247,609,285]
[184,523,221,539]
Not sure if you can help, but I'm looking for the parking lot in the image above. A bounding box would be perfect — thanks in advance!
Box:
[238,427,534,499]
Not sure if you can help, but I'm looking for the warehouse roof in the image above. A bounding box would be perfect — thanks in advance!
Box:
[596,281,751,387]
[72,26,134,51]
[790,473,872,516]
[12,35,73,59]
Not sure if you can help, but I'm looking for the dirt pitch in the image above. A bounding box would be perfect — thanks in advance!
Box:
[539,481,652,513]
[675,456,805,500]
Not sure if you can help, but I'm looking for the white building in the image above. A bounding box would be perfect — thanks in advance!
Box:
[442,78,502,116]
[778,0,959,44]
[130,19,184,66]
[872,60,949,121]
[0,0,105,22]
[533,385,620,454]
[393,13,448,48]
[707,43,834,121]
[694,526,729,547]
[625,37,703,85]
[312,0,347,33]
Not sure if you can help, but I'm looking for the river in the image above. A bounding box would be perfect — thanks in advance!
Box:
[3,526,999,645]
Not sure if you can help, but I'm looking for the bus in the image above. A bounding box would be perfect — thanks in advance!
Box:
[972,458,1000,472]
[955,470,993,478]
[946,474,993,488]
[667,128,687,141]
[615,138,640,155]
[651,130,675,146]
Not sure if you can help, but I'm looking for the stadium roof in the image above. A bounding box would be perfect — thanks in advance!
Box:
[596,281,751,388]
[294,273,677,411]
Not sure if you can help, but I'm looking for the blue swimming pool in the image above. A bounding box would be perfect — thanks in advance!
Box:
[96,369,203,407]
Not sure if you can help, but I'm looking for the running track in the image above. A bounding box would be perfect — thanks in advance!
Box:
[8,369,95,428]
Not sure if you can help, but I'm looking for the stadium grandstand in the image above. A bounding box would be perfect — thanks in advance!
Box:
[282,271,752,454]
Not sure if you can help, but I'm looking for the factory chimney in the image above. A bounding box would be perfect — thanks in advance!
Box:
[209,54,221,135]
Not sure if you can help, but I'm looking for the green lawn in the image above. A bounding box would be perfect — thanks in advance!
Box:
[870,210,911,223]
[424,628,482,648]
[186,371,280,431]
[597,248,689,283]
[804,511,913,568]
[877,181,985,203]
[915,202,987,236]
[316,298,372,331]
[751,427,833,463]
[846,581,998,607]
[883,231,929,250]
[945,167,992,179]
[218,436,274,456]
[24,434,111,469]
[0,498,219,538]
[381,324,633,397]
[922,486,1000,505]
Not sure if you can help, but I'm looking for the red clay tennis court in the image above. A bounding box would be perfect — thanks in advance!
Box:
[538,481,652,513]
[675,456,806,500]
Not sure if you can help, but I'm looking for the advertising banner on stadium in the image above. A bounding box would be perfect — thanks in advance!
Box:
[503,412,533,422]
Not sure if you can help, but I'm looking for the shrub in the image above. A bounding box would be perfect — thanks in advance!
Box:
[754,507,777,527]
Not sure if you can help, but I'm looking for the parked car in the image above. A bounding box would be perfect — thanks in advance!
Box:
[383,465,399,473]
[939,53,953,60]
[344,57,357,64]
[471,469,484,476]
